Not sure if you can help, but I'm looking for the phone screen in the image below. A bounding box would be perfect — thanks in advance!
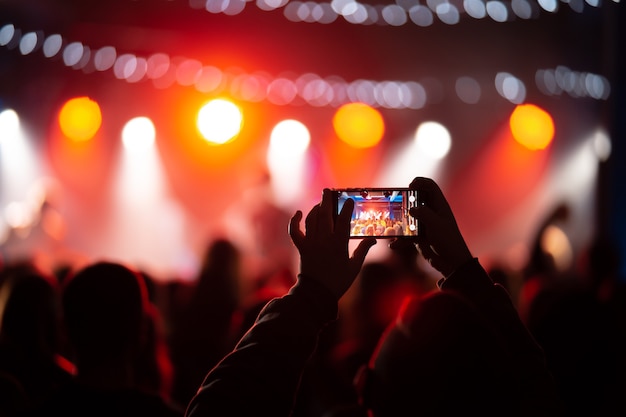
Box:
[333,188,420,239]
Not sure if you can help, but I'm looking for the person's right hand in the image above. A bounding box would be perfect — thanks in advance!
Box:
[408,177,473,277]
[289,189,376,300]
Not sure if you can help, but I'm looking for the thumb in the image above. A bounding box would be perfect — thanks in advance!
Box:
[289,210,305,251]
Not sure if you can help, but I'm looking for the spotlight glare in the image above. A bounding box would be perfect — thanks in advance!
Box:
[197,99,243,145]
[0,109,20,140]
[58,97,102,142]
[333,102,385,148]
[509,103,554,150]
[270,119,310,155]
[415,121,451,159]
[122,117,156,153]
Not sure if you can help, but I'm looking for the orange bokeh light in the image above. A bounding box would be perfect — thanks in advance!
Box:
[58,96,102,142]
[333,102,385,149]
[509,103,555,150]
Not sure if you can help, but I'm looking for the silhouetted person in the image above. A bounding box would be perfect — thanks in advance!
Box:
[26,261,182,417]
[168,238,242,406]
[525,235,626,416]
[0,261,73,413]
[185,178,561,417]
[137,296,176,403]
[518,203,571,322]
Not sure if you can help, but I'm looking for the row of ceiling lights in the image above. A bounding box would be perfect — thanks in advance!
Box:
[189,0,608,26]
[0,0,612,110]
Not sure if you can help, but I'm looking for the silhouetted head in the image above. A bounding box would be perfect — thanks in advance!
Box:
[61,261,148,364]
[196,238,241,302]
[360,291,511,417]
[0,262,60,357]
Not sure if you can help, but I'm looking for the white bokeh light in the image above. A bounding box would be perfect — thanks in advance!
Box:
[415,121,452,160]
[122,117,156,154]
[197,99,243,144]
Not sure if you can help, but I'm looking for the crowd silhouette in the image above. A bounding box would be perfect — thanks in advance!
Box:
[0,176,625,417]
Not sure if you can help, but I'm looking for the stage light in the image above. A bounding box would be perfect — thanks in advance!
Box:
[415,121,451,160]
[509,103,554,150]
[58,97,102,142]
[333,102,384,148]
[197,99,243,145]
[0,109,20,141]
[269,119,310,155]
[0,109,42,213]
[122,117,156,154]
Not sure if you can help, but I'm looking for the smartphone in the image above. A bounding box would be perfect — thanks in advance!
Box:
[330,188,422,239]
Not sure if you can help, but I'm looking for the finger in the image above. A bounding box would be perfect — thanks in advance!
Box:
[389,238,417,251]
[316,189,334,234]
[336,197,354,236]
[409,177,449,214]
[305,204,321,236]
[418,243,440,268]
[288,210,305,250]
[409,205,438,225]
[349,237,377,277]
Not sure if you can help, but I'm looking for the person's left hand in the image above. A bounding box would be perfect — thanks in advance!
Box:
[289,189,376,300]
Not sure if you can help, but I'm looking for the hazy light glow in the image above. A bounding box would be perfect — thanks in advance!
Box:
[4,201,35,229]
[541,225,573,272]
[0,111,41,207]
[267,119,310,207]
[197,99,243,145]
[377,131,441,187]
[509,103,555,150]
[112,118,189,276]
[58,97,102,142]
[592,129,611,161]
[415,121,451,159]
[122,117,156,154]
[333,102,385,148]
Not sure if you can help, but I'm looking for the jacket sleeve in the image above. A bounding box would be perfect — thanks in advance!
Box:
[185,276,338,417]
[439,258,563,417]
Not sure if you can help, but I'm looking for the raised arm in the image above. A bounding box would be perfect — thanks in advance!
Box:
[185,189,375,417]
